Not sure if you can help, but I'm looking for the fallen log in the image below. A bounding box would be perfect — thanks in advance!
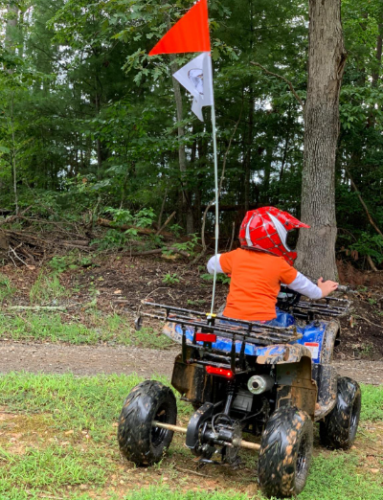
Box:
[97,218,173,239]
[128,246,190,258]
[7,306,67,311]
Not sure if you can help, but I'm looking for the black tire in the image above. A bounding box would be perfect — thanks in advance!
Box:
[319,376,361,449]
[117,380,177,466]
[258,407,313,498]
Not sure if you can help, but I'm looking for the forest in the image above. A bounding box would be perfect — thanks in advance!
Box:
[1,0,382,273]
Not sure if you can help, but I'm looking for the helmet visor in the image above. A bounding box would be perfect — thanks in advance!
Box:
[286,228,299,252]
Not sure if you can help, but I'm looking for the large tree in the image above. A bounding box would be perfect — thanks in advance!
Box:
[296,0,347,280]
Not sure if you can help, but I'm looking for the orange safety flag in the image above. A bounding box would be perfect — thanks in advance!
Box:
[149,0,211,56]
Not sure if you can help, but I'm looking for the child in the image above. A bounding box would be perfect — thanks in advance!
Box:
[207,206,338,322]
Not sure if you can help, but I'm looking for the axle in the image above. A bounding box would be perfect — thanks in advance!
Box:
[152,421,260,451]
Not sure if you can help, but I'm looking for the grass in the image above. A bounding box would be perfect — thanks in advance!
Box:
[0,311,173,348]
[0,272,16,302]
[0,373,381,500]
[29,271,70,304]
[360,384,383,421]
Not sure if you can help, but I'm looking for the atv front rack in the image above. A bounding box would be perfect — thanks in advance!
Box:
[277,286,351,319]
[293,296,351,318]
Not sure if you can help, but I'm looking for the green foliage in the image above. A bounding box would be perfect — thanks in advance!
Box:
[48,255,93,273]
[162,235,200,257]
[104,207,156,229]
[350,233,383,265]
[94,229,131,251]
[29,272,68,304]
[125,488,253,500]
[93,208,157,250]
[360,383,383,421]
[162,273,181,285]
[0,274,16,302]
[200,273,231,285]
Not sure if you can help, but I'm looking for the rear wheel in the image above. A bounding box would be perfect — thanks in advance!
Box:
[258,407,313,498]
[319,376,361,449]
[117,380,177,466]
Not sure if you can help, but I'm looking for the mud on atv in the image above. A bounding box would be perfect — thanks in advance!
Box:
[117,287,361,498]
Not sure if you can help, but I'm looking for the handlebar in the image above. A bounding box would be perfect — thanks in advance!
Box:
[306,278,354,295]
[336,284,351,293]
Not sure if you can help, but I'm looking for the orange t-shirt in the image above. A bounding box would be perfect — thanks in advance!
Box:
[220,248,297,321]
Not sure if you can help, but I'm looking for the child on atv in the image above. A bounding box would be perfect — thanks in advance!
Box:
[207,206,338,322]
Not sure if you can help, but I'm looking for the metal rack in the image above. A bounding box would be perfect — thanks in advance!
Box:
[136,301,303,372]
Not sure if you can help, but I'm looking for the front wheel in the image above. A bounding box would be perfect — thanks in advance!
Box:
[258,407,313,498]
[117,380,177,466]
[319,376,361,449]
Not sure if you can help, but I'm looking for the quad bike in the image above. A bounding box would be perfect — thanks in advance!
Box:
[117,286,361,498]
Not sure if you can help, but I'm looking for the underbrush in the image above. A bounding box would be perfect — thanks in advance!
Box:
[0,374,381,500]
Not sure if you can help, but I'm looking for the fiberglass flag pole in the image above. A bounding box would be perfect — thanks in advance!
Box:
[209,71,220,316]
[149,0,220,315]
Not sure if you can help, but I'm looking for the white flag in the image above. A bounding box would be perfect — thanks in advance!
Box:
[173,52,213,122]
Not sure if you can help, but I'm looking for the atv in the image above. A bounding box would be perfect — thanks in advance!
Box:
[117,286,361,498]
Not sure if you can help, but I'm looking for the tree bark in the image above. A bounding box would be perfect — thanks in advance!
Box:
[170,59,194,235]
[371,25,383,88]
[5,2,18,58]
[296,0,347,280]
[244,86,254,212]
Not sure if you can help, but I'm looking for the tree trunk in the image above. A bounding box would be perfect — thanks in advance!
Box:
[371,25,383,88]
[5,2,18,49]
[6,3,19,214]
[244,87,254,211]
[170,59,194,235]
[5,1,18,74]
[295,0,347,280]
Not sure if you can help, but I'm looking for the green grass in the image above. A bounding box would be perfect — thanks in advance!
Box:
[0,311,173,348]
[0,273,16,302]
[360,384,383,421]
[29,271,70,304]
[125,488,254,500]
[0,375,381,500]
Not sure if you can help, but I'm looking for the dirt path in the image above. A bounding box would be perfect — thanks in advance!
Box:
[0,342,178,379]
[1,341,383,385]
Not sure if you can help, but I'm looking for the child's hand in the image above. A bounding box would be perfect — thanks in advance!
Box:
[317,277,339,298]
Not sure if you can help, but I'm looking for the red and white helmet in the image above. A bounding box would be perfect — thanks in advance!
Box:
[239,206,310,265]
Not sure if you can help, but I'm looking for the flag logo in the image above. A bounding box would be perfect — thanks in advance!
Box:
[188,68,204,95]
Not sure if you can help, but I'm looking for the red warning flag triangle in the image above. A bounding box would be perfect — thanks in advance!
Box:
[149,0,211,56]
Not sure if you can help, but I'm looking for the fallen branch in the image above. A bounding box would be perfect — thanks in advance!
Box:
[97,218,173,239]
[345,167,383,239]
[156,211,176,236]
[157,189,168,229]
[174,466,213,478]
[128,246,190,258]
[250,61,304,108]
[367,255,379,272]
[353,314,382,329]
[0,205,32,226]
[7,306,67,311]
